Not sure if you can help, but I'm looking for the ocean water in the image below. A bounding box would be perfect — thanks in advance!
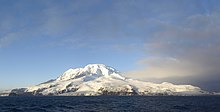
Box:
[0,96,220,112]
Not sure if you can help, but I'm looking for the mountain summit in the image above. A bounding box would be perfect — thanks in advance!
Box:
[56,64,124,82]
[2,64,208,96]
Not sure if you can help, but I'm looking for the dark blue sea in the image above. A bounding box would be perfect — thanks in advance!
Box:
[0,96,220,112]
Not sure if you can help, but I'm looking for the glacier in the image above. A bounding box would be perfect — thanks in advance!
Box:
[1,64,210,96]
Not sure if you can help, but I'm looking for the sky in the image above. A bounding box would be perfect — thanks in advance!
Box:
[0,0,220,92]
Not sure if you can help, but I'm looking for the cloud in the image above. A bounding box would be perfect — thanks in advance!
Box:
[0,33,19,48]
[47,37,89,49]
[126,11,220,91]
[127,57,196,78]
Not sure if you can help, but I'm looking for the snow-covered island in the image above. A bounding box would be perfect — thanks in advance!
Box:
[0,64,211,96]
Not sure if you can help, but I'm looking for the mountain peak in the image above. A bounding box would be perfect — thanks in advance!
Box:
[56,64,121,81]
[85,64,106,68]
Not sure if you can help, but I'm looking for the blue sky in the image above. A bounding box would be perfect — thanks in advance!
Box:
[0,0,220,91]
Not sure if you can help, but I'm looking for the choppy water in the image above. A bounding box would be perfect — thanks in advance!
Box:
[0,96,220,112]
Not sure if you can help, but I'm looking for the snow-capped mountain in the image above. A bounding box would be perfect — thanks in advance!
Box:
[4,64,208,96]
[0,90,11,96]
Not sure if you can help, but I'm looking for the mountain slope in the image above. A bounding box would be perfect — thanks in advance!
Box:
[6,64,208,96]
